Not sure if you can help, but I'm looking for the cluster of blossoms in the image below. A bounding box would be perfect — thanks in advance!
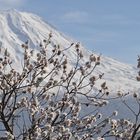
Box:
[0,33,139,140]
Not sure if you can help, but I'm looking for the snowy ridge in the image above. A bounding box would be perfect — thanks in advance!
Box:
[0,9,139,93]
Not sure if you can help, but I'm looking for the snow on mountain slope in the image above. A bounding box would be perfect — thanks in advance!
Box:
[0,9,139,93]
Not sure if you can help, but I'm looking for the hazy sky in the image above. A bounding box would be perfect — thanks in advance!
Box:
[0,0,140,64]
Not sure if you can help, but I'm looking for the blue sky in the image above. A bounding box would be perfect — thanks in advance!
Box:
[1,0,140,64]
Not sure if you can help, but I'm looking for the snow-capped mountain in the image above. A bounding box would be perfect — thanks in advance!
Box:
[0,9,139,93]
[0,9,139,139]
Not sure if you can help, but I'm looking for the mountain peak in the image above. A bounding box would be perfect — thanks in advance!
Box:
[0,9,139,91]
[0,8,19,14]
